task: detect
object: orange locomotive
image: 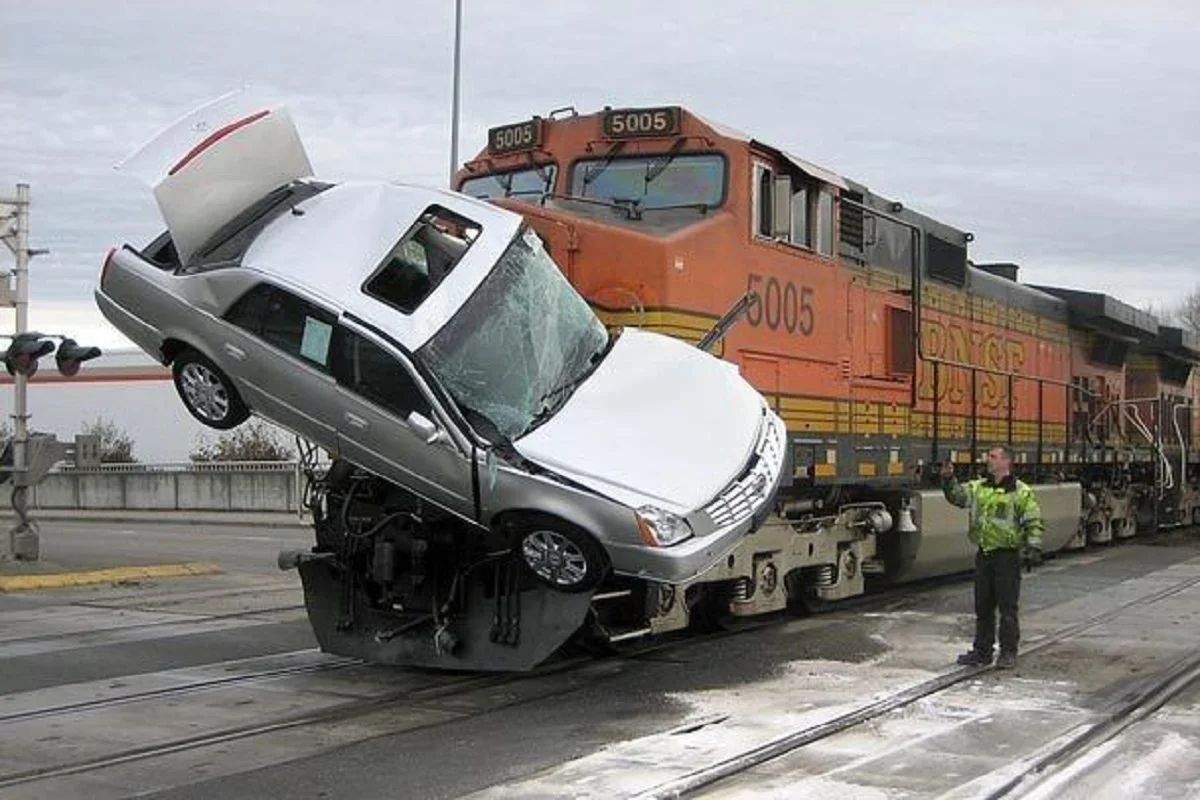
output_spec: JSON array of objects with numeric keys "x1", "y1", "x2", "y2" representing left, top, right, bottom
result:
[{"x1": 454, "y1": 105, "x2": 1198, "y2": 617}]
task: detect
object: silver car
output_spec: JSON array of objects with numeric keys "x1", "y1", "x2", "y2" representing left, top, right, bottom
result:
[{"x1": 96, "y1": 92, "x2": 787, "y2": 593}]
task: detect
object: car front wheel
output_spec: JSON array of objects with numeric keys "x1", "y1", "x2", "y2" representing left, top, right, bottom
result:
[
  {"x1": 172, "y1": 348, "x2": 250, "y2": 430},
  {"x1": 514, "y1": 518, "x2": 607, "y2": 594}
]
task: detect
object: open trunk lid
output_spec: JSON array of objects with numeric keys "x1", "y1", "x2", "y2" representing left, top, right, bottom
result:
[{"x1": 117, "y1": 89, "x2": 313, "y2": 266}]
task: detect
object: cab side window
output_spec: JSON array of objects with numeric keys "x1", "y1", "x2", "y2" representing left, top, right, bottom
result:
[
  {"x1": 333, "y1": 328, "x2": 432, "y2": 419},
  {"x1": 223, "y1": 283, "x2": 336, "y2": 369}
]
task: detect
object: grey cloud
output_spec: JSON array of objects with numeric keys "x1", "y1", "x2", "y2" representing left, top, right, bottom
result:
[{"x1": 2, "y1": 0, "x2": 1197, "y2": 342}]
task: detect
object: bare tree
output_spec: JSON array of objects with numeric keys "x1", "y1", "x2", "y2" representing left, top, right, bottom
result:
[
  {"x1": 1176, "y1": 285, "x2": 1200, "y2": 334},
  {"x1": 80, "y1": 417, "x2": 138, "y2": 463},
  {"x1": 190, "y1": 419, "x2": 295, "y2": 462}
]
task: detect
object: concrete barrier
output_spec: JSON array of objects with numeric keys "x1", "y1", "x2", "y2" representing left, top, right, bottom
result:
[
  {"x1": 229, "y1": 472, "x2": 294, "y2": 512},
  {"x1": 78, "y1": 474, "x2": 126, "y2": 510},
  {"x1": 124, "y1": 473, "x2": 178, "y2": 510},
  {"x1": 177, "y1": 472, "x2": 232, "y2": 511},
  {"x1": 4, "y1": 462, "x2": 302, "y2": 513}
]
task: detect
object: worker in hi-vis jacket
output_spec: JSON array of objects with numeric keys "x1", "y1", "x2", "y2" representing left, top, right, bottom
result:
[{"x1": 940, "y1": 444, "x2": 1044, "y2": 670}]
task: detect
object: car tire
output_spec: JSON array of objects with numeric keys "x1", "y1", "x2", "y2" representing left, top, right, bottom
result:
[
  {"x1": 172, "y1": 348, "x2": 250, "y2": 430},
  {"x1": 512, "y1": 517, "x2": 607, "y2": 594}
]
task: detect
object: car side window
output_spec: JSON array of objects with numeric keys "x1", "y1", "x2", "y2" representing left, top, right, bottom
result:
[
  {"x1": 333, "y1": 328, "x2": 432, "y2": 419},
  {"x1": 224, "y1": 284, "x2": 273, "y2": 335},
  {"x1": 224, "y1": 283, "x2": 336, "y2": 369}
]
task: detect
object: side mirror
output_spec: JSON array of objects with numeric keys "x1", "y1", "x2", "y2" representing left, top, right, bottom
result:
[{"x1": 407, "y1": 411, "x2": 451, "y2": 446}]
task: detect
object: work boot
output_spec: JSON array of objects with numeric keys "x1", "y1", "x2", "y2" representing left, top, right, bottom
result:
[
  {"x1": 995, "y1": 651, "x2": 1017, "y2": 670},
  {"x1": 956, "y1": 650, "x2": 993, "y2": 667}
]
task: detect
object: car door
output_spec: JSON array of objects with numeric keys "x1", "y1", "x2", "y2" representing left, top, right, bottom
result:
[
  {"x1": 330, "y1": 320, "x2": 477, "y2": 521},
  {"x1": 219, "y1": 282, "x2": 340, "y2": 450}
]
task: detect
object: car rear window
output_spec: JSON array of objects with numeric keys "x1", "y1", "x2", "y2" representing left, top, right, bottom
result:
[{"x1": 363, "y1": 206, "x2": 480, "y2": 314}]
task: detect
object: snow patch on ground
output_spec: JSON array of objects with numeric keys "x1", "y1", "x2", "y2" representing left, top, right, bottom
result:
[{"x1": 462, "y1": 658, "x2": 941, "y2": 799}]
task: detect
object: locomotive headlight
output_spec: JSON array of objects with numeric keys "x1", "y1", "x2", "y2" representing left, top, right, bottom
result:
[{"x1": 635, "y1": 506, "x2": 694, "y2": 547}]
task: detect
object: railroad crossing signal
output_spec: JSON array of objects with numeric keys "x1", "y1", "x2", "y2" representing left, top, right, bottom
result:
[
  {"x1": 1, "y1": 183, "x2": 103, "y2": 561},
  {"x1": 55, "y1": 338, "x2": 103, "y2": 377},
  {"x1": 2, "y1": 334, "x2": 101, "y2": 378},
  {"x1": 4, "y1": 333, "x2": 56, "y2": 377}
]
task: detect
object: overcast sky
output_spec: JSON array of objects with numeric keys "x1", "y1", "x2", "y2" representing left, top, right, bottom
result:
[{"x1": 2, "y1": 0, "x2": 1198, "y2": 350}]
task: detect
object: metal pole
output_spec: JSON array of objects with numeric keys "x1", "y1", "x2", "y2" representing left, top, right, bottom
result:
[
  {"x1": 13, "y1": 184, "x2": 29, "y2": 483},
  {"x1": 449, "y1": 0, "x2": 463, "y2": 187},
  {"x1": 2, "y1": 184, "x2": 31, "y2": 560}
]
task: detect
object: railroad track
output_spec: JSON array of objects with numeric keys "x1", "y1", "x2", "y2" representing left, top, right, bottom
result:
[
  {"x1": 979, "y1": 649, "x2": 1200, "y2": 798},
  {"x1": 0, "y1": 648, "x2": 352, "y2": 724},
  {"x1": 0, "y1": 613, "x2": 778, "y2": 793},
  {"x1": 630, "y1": 566, "x2": 1200, "y2": 800},
  {"x1": 3, "y1": 528, "x2": 1193, "y2": 795}
]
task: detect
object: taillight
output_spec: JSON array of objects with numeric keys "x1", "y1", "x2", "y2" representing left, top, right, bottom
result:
[{"x1": 100, "y1": 247, "x2": 116, "y2": 286}]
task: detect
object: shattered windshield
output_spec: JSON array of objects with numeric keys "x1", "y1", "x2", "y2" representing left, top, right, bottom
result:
[
  {"x1": 417, "y1": 226, "x2": 609, "y2": 440},
  {"x1": 569, "y1": 154, "x2": 724, "y2": 210},
  {"x1": 460, "y1": 166, "x2": 556, "y2": 203}
]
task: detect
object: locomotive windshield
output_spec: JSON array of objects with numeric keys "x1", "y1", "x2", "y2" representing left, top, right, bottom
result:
[
  {"x1": 569, "y1": 153, "x2": 725, "y2": 211},
  {"x1": 417, "y1": 225, "x2": 609, "y2": 440},
  {"x1": 460, "y1": 165, "x2": 556, "y2": 203}
]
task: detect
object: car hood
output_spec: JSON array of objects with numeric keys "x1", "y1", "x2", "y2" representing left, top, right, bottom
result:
[{"x1": 513, "y1": 328, "x2": 765, "y2": 515}]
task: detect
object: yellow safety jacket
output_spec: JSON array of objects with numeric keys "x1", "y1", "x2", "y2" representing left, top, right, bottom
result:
[{"x1": 942, "y1": 475, "x2": 1044, "y2": 553}]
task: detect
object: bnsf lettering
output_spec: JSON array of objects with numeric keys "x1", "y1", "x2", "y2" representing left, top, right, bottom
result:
[
  {"x1": 747, "y1": 273, "x2": 814, "y2": 336},
  {"x1": 918, "y1": 319, "x2": 1034, "y2": 410}
]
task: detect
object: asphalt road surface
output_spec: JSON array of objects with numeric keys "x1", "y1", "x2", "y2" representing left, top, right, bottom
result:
[
  {"x1": 0, "y1": 522, "x2": 1197, "y2": 799},
  {"x1": 35, "y1": 518, "x2": 315, "y2": 574}
]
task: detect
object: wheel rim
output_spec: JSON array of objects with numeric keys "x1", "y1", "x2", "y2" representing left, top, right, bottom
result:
[
  {"x1": 521, "y1": 530, "x2": 589, "y2": 588},
  {"x1": 180, "y1": 362, "x2": 231, "y2": 422}
]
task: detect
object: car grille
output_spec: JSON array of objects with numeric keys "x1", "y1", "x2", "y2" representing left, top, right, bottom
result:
[{"x1": 703, "y1": 412, "x2": 784, "y2": 529}]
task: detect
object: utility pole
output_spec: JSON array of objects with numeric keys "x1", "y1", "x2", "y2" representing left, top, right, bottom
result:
[
  {"x1": 449, "y1": 0, "x2": 463, "y2": 187},
  {"x1": 0, "y1": 185, "x2": 100, "y2": 561},
  {"x1": 1, "y1": 184, "x2": 32, "y2": 559}
]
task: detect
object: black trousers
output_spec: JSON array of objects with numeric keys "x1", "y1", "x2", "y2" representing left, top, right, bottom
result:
[{"x1": 973, "y1": 549, "x2": 1022, "y2": 655}]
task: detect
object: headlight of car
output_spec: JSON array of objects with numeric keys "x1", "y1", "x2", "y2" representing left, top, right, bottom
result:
[{"x1": 635, "y1": 506, "x2": 694, "y2": 547}]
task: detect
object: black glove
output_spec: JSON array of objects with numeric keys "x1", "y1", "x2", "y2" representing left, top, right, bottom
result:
[{"x1": 1022, "y1": 547, "x2": 1043, "y2": 572}]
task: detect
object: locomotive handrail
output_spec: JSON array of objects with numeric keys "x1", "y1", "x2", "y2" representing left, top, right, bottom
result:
[
  {"x1": 837, "y1": 195, "x2": 1107, "y2": 475},
  {"x1": 1172, "y1": 403, "x2": 1191, "y2": 495},
  {"x1": 835, "y1": 197, "x2": 1099, "y2": 396}
]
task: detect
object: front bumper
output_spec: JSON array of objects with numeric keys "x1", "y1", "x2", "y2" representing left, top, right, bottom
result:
[{"x1": 605, "y1": 409, "x2": 788, "y2": 584}]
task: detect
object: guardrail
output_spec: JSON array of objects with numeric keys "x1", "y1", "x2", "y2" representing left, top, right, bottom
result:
[
  {"x1": 56, "y1": 460, "x2": 303, "y2": 474},
  {"x1": 6, "y1": 461, "x2": 315, "y2": 513}
]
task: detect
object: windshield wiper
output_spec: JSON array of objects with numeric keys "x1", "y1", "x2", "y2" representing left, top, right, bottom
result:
[
  {"x1": 545, "y1": 193, "x2": 641, "y2": 220},
  {"x1": 644, "y1": 137, "x2": 688, "y2": 186},
  {"x1": 528, "y1": 156, "x2": 553, "y2": 192},
  {"x1": 639, "y1": 202, "x2": 711, "y2": 215},
  {"x1": 523, "y1": 332, "x2": 618, "y2": 436},
  {"x1": 580, "y1": 141, "x2": 626, "y2": 192},
  {"x1": 533, "y1": 360, "x2": 595, "y2": 416}
]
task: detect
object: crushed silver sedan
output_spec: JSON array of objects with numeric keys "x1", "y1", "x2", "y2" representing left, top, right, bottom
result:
[{"x1": 97, "y1": 92, "x2": 787, "y2": 669}]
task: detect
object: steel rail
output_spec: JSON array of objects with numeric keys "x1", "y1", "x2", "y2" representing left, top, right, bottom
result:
[
  {"x1": 631, "y1": 567, "x2": 1200, "y2": 799},
  {"x1": 0, "y1": 649, "x2": 350, "y2": 725}
]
